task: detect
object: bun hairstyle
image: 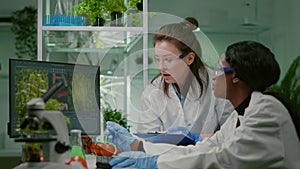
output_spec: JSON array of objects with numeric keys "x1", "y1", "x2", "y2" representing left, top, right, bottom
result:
[
  {"x1": 183, "y1": 17, "x2": 199, "y2": 30},
  {"x1": 225, "y1": 41, "x2": 280, "y2": 92},
  {"x1": 153, "y1": 17, "x2": 200, "y2": 57}
]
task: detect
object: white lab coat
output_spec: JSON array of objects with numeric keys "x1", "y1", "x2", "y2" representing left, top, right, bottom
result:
[
  {"x1": 143, "y1": 91, "x2": 300, "y2": 169},
  {"x1": 137, "y1": 71, "x2": 233, "y2": 134}
]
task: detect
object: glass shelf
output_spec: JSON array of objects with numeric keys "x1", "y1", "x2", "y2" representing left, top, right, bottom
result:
[
  {"x1": 46, "y1": 47, "x2": 127, "y2": 53},
  {"x1": 42, "y1": 26, "x2": 144, "y2": 32},
  {"x1": 44, "y1": 31, "x2": 142, "y2": 53}
]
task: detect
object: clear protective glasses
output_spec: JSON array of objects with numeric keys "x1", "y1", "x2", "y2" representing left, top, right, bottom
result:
[
  {"x1": 154, "y1": 53, "x2": 186, "y2": 69},
  {"x1": 213, "y1": 63, "x2": 234, "y2": 77}
]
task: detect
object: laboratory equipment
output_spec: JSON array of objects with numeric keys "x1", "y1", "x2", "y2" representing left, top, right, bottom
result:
[
  {"x1": 69, "y1": 129, "x2": 86, "y2": 159},
  {"x1": 68, "y1": 129, "x2": 88, "y2": 169},
  {"x1": 13, "y1": 81, "x2": 72, "y2": 169},
  {"x1": 8, "y1": 58, "x2": 101, "y2": 138}
]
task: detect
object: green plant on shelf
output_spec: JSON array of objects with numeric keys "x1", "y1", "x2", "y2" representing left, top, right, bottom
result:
[
  {"x1": 128, "y1": 0, "x2": 142, "y2": 11},
  {"x1": 103, "y1": 0, "x2": 127, "y2": 13},
  {"x1": 103, "y1": 0, "x2": 141, "y2": 14},
  {"x1": 104, "y1": 0, "x2": 141, "y2": 13},
  {"x1": 76, "y1": 0, "x2": 106, "y2": 23},
  {"x1": 75, "y1": 0, "x2": 141, "y2": 24}
]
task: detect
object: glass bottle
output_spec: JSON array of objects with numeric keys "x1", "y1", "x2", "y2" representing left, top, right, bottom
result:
[{"x1": 69, "y1": 129, "x2": 85, "y2": 160}]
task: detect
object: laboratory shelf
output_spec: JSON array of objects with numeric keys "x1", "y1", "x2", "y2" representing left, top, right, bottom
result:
[
  {"x1": 45, "y1": 32, "x2": 142, "y2": 53},
  {"x1": 46, "y1": 47, "x2": 127, "y2": 53},
  {"x1": 41, "y1": 26, "x2": 144, "y2": 32}
]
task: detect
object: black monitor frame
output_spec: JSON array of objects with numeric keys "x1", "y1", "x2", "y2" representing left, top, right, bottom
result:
[{"x1": 8, "y1": 58, "x2": 100, "y2": 138}]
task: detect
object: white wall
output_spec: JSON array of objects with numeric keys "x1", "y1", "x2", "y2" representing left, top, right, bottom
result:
[
  {"x1": 262, "y1": 0, "x2": 300, "y2": 81},
  {"x1": 0, "y1": 0, "x2": 37, "y2": 17},
  {"x1": 149, "y1": 0, "x2": 257, "y2": 25},
  {"x1": 0, "y1": 26, "x2": 22, "y2": 154},
  {"x1": 0, "y1": 0, "x2": 37, "y2": 155},
  {"x1": 149, "y1": 0, "x2": 300, "y2": 82}
]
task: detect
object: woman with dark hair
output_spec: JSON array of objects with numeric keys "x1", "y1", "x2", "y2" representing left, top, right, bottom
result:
[
  {"x1": 137, "y1": 18, "x2": 233, "y2": 135},
  {"x1": 106, "y1": 41, "x2": 300, "y2": 169}
]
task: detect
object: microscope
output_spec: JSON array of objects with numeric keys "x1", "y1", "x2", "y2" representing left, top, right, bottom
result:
[{"x1": 14, "y1": 81, "x2": 73, "y2": 169}]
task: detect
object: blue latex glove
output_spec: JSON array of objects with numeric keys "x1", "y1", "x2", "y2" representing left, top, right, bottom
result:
[
  {"x1": 109, "y1": 151, "x2": 158, "y2": 169},
  {"x1": 167, "y1": 126, "x2": 202, "y2": 143},
  {"x1": 104, "y1": 121, "x2": 137, "y2": 151}
]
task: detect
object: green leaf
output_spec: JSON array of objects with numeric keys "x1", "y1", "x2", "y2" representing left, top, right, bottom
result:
[{"x1": 103, "y1": 107, "x2": 129, "y2": 130}]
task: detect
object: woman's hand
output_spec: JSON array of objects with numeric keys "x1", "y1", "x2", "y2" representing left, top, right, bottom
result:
[
  {"x1": 104, "y1": 121, "x2": 137, "y2": 151},
  {"x1": 109, "y1": 151, "x2": 158, "y2": 169}
]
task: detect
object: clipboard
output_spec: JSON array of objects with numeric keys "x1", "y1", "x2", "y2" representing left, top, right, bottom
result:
[{"x1": 134, "y1": 133, "x2": 195, "y2": 146}]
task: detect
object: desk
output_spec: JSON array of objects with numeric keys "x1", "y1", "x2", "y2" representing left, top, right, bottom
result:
[
  {"x1": 0, "y1": 148, "x2": 21, "y2": 157},
  {"x1": 0, "y1": 149, "x2": 114, "y2": 169},
  {"x1": 86, "y1": 155, "x2": 97, "y2": 169}
]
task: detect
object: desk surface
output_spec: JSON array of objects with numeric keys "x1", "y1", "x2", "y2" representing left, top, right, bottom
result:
[
  {"x1": 86, "y1": 155, "x2": 97, "y2": 169},
  {"x1": 0, "y1": 148, "x2": 21, "y2": 157},
  {"x1": 0, "y1": 149, "x2": 117, "y2": 169}
]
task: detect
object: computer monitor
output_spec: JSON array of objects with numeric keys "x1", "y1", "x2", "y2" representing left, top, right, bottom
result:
[{"x1": 8, "y1": 58, "x2": 100, "y2": 138}]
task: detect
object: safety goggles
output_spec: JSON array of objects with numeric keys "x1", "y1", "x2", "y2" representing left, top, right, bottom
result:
[
  {"x1": 213, "y1": 63, "x2": 234, "y2": 77},
  {"x1": 154, "y1": 53, "x2": 186, "y2": 69}
]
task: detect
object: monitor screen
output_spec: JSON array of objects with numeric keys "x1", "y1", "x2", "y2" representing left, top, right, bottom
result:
[{"x1": 8, "y1": 58, "x2": 100, "y2": 138}]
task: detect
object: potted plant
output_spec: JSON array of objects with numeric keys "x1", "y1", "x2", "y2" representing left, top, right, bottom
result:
[
  {"x1": 103, "y1": 0, "x2": 127, "y2": 13},
  {"x1": 103, "y1": 107, "x2": 130, "y2": 130},
  {"x1": 75, "y1": 0, "x2": 141, "y2": 26},
  {"x1": 11, "y1": 6, "x2": 37, "y2": 60},
  {"x1": 103, "y1": 0, "x2": 141, "y2": 26},
  {"x1": 103, "y1": 0, "x2": 127, "y2": 26},
  {"x1": 76, "y1": 0, "x2": 106, "y2": 26},
  {"x1": 128, "y1": 0, "x2": 142, "y2": 11}
]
